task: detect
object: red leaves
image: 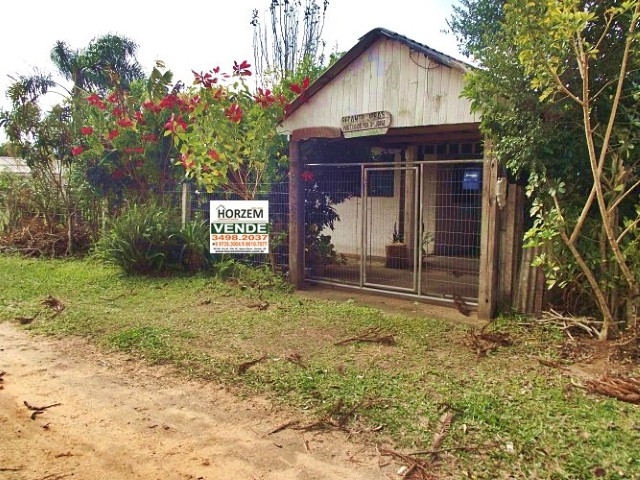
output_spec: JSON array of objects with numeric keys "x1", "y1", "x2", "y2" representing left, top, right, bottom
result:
[
  {"x1": 232, "y1": 60, "x2": 252, "y2": 77},
  {"x1": 181, "y1": 152, "x2": 194, "y2": 170},
  {"x1": 290, "y1": 76, "x2": 310, "y2": 95},
  {"x1": 142, "y1": 100, "x2": 162, "y2": 114},
  {"x1": 192, "y1": 69, "x2": 220, "y2": 88},
  {"x1": 134, "y1": 111, "x2": 146, "y2": 124},
  {"x1": 111, "y1": 169, "x2": 125, "y2": 180},
  {"x1": 254, "y1": 87, "x2": 276, "y2": 108},
  {"x1": 224, "y1": 103, "x2": 243, "y2": 123},
  {"x1": 87, "y1": 94, "x2": 106, "y2": 110},
  {"x1": 123, "y1": 147, "x2": 144, "y2": 154},
  {"x1": 116, "y1": 117, "x2": 134, "y2": 128},
  {"x1": 208, "y1": 149, "x2": 220, "y2": 161},
  {"x1": 71, "y1": 146, "x2": 85, "y2": 156},
  {"x1": 164, "y1": 113, "x2": 188, "y2": 133}
]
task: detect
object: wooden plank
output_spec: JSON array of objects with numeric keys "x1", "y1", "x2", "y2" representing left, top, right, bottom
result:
[
  {"x1": 497, "y1": 183, "x2": 519, "y2": 305},
  {"x1": 396, "y1": 42, "x2": 411, "y2": 127},
  {"x1": 367, "y1": 45, "x2": 380, "y2": 112},
  {"x1": 477, "y1": 141, "x2": 500, "y2": 319},
  {"x1": 413, "y1": 51, "x2": 428, "y2": 126}
]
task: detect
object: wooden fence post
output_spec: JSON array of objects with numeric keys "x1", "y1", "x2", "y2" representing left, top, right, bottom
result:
[
  {"x1": 288, "y1": 140, "x2": 304, "y2": 289},
  {"x1": 477, "y1": 142, "x2": 500, "y2": 320}
]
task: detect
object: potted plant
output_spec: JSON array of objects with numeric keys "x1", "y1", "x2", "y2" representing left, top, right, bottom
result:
[{"x1": 385, "y1": 223, "x2": 408, "y2": 269}]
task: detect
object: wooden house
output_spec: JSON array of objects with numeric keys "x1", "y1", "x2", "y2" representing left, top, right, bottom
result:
[{"x1": 279, "y1": 28, "x2": 534, "y2": 319}]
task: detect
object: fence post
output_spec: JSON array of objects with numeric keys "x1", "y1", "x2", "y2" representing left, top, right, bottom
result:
[
  {"x1": 181, "y1": 182, "x2": 191, "y2": 227},
  {"x1": 477, "y1": 141, "x2": 501, "y2": 320},
  {"x1": 289, "y1": 139, "x2": 304, "y2": 288}
]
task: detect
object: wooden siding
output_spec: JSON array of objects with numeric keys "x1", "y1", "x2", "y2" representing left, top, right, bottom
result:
[{"x1": 281, "y1": 38, "x2": 478, "y2": 133}]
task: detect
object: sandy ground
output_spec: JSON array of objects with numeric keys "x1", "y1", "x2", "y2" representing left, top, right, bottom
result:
[{"x1": 0, "y1": 322, "x2": 394, "y2": 480}]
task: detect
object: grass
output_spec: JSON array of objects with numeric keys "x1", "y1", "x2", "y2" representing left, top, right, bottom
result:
[{"x1": 1, "y1": 254, "x2": 639, "y2": 479}]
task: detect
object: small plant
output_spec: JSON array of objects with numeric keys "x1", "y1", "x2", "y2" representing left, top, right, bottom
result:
[
  {"x1": 176, "y1": 220, "x2": 212, "y2": 272},
  {"x1": 391, "y1": 222, "x2": 404, "y2": 244},
  {"x1": 306, "y1": 233, "x2": 346, "y2": 268}
]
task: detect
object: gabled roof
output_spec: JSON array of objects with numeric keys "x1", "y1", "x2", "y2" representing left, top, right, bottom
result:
[{"x1": 284, "y1": 27, "x2": 472, "y2": 119}]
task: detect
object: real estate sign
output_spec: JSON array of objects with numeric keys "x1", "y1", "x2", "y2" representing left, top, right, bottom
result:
[{"x1": 210, "y1": 200, "x2": 269, "y2": 254}]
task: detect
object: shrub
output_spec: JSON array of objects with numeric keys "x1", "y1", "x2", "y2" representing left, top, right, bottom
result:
[
  {"x1": 0, "y1": 172, "x2": 35, "y2": 234},
  {"x1": 174, "y1": 219, "x2": 214, "y2": 272},
  {"x1": 95, "y1": 203, "x2": 181, "y2": 275}
]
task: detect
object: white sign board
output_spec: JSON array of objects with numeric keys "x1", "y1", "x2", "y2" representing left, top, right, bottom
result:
[
  {"x1": 210, "y1": 200, "x2": 269, "y2": 254},
  {"x1": 341, "y1": 111, "x2": 391, "y2": 138}
]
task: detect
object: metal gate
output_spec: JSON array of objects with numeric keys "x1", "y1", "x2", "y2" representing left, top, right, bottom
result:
[
  {"x1": 304, "y1": 161, "x2": 481, "y2": 304},
  {"x1": 363, "y1": 164, "x2": 419, "y2": 292}
]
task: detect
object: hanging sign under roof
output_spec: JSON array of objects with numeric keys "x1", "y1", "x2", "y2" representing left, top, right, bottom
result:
[{"x1": 341, "y1": 111, "x2": 392, "y2": 138}]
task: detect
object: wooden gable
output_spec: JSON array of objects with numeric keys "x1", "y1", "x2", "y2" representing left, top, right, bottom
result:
[{"x1": 280, "y1": 28, "x2": 479, "y2": 134}]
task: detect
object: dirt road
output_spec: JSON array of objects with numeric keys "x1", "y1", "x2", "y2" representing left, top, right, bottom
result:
[{"x1": 0, "y1": 322, "x2": 391, "y2": 480}]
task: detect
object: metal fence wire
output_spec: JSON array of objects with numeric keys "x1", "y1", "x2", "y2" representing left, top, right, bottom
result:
[
  {"x1": 183, "y1": 180, "x2": 290, "y2": 273},
  {"x1": 303, "y1": 161, "x2": 482, "y2": 303}
]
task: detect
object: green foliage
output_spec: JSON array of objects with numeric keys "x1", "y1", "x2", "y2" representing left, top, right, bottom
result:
[
  {"x1": 94, "y1": 202, "x2": 181, "y2": 274},
  {"x1": 94, "y1": 202, "x2": 225, "y2": 275},
  {"x1": 450, "y1": 0, "x2": 640, "y2": 332},
  {"x1": 167, "y1": 63, "x2": 290, "y2": 197},
  {"x1": 175, "y1": 219, "x2": 217, "y2": 272},
  {"x1": 50, "y1": 34, "x2": 144, "y2": 96},
  {"x1": 0, "y1": 172, "x2": 34, "y2": 233},
  {"x1": 76, "y1": 71, "x2": 183, "y2": 202},
  {"x1": 108, "y1": 326, "x2": 175, "y2": 363}
]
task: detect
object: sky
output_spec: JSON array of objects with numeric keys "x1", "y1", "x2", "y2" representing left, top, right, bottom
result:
[{"x1": 0, "y1": 0, "x2": 461, "y2": 142}]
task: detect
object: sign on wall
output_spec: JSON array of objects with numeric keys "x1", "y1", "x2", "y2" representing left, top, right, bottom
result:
[
  {"x1": 341, "y1": 111, "x2": 391, "y2": 138},
  {"x1": 210, "y1": 200, "x2": 269, "y2": 254}
]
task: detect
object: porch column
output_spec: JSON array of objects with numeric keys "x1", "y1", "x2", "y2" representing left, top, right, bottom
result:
[
  {"x1": 287, "y1": 127, "x2": 343, "y2": 289},
  {"x1": 477, "y1": 140, "x2": 501, "y2": 319},
  {"x1": 288, "y1": 139, "x2": 304, "y2": 289}
]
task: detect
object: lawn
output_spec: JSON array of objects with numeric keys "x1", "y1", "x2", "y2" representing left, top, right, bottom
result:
[{"x1": 0, "y1": 254, "x2": 638, "y2": 479}]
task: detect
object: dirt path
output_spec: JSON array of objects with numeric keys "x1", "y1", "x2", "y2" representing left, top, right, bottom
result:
[{"x1": 0, "y1": 323, "x2": 391, "y2": 480}]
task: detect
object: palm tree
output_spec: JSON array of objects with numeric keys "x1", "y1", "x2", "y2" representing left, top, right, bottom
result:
[{"x1": 50, "y1": 34, "x2": 144, "y2": 97}]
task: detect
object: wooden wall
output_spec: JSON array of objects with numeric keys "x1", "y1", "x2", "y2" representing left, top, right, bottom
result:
[{"x1": 281, "y1": 38, "x2": 479, "y2": 132}]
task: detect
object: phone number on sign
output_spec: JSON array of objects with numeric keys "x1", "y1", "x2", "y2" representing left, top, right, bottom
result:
[{"x1": 211, "y1": 234, "x2": 269, "y2": 241}]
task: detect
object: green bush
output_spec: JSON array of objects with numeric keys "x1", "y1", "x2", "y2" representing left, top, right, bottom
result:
[
  {"x1": 174, "y1": 219, "x2": 213, "y2": 272},
  {"x1": 95, "y1": 203, "x2": 217, "y2": 275},
  {"x1": 95, "y1": 203, "x2": 181, "y2": 274},
  {"x1": 0, "y1": 172, "x2": 34, "y2": 234}
]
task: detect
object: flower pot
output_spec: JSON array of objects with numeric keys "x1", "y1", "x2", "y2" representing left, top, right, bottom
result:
[{"x1": 385, "y1": 243, "x2": 408, "y2": 269}]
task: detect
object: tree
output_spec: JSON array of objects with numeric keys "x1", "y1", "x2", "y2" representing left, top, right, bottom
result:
[
  {"x1": 449, "y1": 0, "x2": 640, "y2": 339},
  {"x1": 1, "y1": 34, "x2": 147, "y2": 254},
  {"x1": 50, "y1": 34, "x2": 144, "y2": 98},
  {"x1": 251, "y1": 0, "x2": 329, "y2": 85},
  {"x1": 0, "y1": 84, "x2": 79, "y2": 254},
  {"x1": 75, "y1": 62, "x2": 186, "y2": 202},
  {"x1": 165, "y1": 61, "x2": 294, "y2": 199}
]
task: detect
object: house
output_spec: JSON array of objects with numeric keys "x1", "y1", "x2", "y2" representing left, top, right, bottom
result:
[{"x1": 279, "y1": 28, "x2": 532, "y2": 319}]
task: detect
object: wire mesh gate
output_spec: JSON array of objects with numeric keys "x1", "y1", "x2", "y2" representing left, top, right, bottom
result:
[{"x1": 304, "y1": 160, "x2": 482, "y2": 304}]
